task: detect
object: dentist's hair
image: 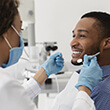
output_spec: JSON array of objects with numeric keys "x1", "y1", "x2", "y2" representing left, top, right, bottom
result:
[
  {"x1": 81, "y1": 11, "x2": 110, "y2": 39},
  {"x1": 0, "y1": 0, "x2": 19, "y2": 36}
]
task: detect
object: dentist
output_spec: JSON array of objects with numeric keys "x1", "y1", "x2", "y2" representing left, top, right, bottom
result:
[{"x1": 0, "y1": 0, "x2": 102, "y2": 110}]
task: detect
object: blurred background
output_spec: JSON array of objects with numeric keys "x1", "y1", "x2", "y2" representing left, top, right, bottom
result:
[{"x1": 4, "y1": 0, "x2": 110, "y2": 109}]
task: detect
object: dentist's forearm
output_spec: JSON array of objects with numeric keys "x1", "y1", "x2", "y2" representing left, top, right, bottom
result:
[{"x1": 33, "y1": 68, "x2": 48, "y2": 86}]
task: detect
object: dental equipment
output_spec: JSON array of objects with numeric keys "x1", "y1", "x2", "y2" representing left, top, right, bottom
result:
[
  {"x1": 77, "y1": 52, "x2": 100, "y2": 63},
  {"x1": 38, "y1": 42, "x2": 58, "y2": 65}
]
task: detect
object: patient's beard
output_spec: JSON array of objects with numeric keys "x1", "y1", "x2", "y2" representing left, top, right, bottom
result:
[{"x1": 71, "y1": 44, "x2": 100, "y2": 66}]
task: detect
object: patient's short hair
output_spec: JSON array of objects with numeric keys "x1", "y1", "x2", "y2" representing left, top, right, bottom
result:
[{"x1": 81, "y1": 11, "x2": 110, "y2": 39}]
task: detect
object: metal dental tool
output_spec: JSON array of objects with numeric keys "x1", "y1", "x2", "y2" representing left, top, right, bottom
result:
[{"x1": 77, "y1": 52, "x2": 100, "y2": 63}]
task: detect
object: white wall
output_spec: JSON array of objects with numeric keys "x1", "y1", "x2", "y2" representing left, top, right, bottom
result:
[
  {"x1": 19, "y1": 0, "x2": 35, "y2": 40},
  {"x1": 34, "y1": 0, "x2": 110, "y2": 61},
  {"x1": 19, "y1": 0, "x2": 35, "y2": 22}
]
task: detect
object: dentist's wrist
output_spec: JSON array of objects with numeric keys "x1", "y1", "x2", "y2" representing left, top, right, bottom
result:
[
  {"x1": 78, "y1": 86, "x2": 91, "y2": 96},
  {"x1": 33, "y1": 68, "x2": 48, "y2": 86}
]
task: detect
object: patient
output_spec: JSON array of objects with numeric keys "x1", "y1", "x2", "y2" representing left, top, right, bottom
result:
[{"x1": 51, "y1": 11, "x2": 110, "y2": 110}]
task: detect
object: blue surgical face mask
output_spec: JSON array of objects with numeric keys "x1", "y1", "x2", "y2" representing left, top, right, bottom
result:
[{"x1": 1, "y1": 25, "x2": 24, "y2": 68}]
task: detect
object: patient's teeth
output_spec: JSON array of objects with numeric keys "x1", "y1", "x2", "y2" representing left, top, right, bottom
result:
[{"x1": 73, "y1": 51, "x2": 81, "y2": 54}]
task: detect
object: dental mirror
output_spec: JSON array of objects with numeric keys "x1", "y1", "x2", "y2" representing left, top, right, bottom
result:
[{"x1": 77, "y1": 52, "x2": 100, "y2": 63}]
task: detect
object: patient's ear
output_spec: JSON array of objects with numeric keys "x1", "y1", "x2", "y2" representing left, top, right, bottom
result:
[{"x1": 102, "y1": 37, "x2": 110, "y2": 49}]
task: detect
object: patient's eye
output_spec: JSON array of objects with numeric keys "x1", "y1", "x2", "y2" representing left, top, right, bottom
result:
[{"x1": 79, "y1": 34, "x2": 86, "y2": 37}]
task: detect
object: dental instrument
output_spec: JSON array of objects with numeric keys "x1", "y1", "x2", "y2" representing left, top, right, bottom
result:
[{"x1": 77, "y1": 52, "x2": 100, "y2": 63}]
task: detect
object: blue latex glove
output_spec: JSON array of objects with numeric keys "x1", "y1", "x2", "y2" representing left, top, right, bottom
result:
[
  {"x1": 75, "y1": 54, "x2": 102, "y2": 91},
  {"x1": 39, "y1": 52, "x2": 64, "y2": 77}
]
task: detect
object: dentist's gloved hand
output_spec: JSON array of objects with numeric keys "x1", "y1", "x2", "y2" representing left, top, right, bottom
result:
[
  {"x1": 75, "y1": 54, "x2": 102, "y2": 91},
  {"x1": 39, "y1": 52, "x2": 64, "y2": 77}
]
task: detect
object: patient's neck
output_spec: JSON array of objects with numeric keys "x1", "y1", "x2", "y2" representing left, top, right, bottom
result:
[{"x1": 98, "y1": 50, "x2": 110, "y2": 66}]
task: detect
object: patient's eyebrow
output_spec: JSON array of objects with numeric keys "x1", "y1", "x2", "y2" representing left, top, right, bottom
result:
[
  {"x1": 78, "y1": 29, "x2": 89, "y2": 33},
  {"x1": 72, "y1": 29, "x2": 89, "y2": 33}
]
